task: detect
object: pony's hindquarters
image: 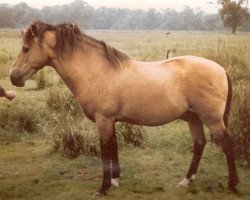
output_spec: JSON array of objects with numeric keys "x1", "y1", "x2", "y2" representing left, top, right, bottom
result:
[
  {"x1": 205, "y1": 73, "x2": 239, "y2": 192},
  {"x1": 176, "y1": 56, "x2": 238, "y2": 192}
]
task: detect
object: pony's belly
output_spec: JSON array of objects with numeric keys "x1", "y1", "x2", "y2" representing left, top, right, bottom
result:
[{"x1": 117, "y1": 103, "x2": 186, "y2": 126}]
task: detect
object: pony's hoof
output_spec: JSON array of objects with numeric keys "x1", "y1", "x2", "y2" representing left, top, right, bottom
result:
[
  {"x1": 177, "y1": 178, "x2": 190, "y2": 188},
  {"x1": 92, "y1": 192, "x2": 106, "y2": 197},
  {"x1": 228, "y1": 186, "x2": 239, "y2": 194},
  {"x1": 111, "y1": 178, "x2": 119, "y2": 187},
  {"x1": 228, "y1": 178, "x2": 239, "y2": 194},
  {"x1": 190, "y1": 174, "x2": 196, "y2": 181}
]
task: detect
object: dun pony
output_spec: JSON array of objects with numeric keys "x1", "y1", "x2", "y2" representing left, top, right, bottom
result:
[{"x1": 10, "y1": 21, "x2": 239, "y2": 196}]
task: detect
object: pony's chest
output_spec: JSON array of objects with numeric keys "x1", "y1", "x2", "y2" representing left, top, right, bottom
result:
[
  {"x1": 80, "y1": 102, "x2": 96, "y2": 121},
  {"x1": 79, "y1": 93, "x2": 119, "y2": 122}
]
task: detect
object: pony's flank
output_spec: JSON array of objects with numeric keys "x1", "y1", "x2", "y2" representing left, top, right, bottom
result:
[{"x1": 24, "y1": 21, "x2": 130, "y2": 69}]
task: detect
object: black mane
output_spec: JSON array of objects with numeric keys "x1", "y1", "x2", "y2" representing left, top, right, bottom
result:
[{"x1": 24, "y1": 21, "x2": 129, "y2": 68}]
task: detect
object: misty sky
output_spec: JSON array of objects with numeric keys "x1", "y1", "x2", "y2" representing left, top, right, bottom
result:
[{"x1": 0, "y1": 0, "x2": 219, "y2": 13}]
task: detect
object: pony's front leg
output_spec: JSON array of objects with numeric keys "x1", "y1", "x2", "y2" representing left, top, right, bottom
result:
[
  {"x1": 93, "y1": 115, "x2": 115, "y2": 197},
  {"x1": 111, "y1": 131, "x2": 121, "y2": 187}
]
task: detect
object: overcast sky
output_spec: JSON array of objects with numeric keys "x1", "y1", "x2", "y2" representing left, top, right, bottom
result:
[{"x1": 0, "y1": 0, "x2": 219, "y2": 13}]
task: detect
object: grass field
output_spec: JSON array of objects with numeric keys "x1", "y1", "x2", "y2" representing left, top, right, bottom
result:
[{"x1": 0, "y1": 30, "x2": 250, "y2": 200}]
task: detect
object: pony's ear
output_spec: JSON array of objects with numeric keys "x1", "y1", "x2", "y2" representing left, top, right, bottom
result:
[
  {"x1": 31, "y1": 24, "x2": 38, "y2": 37},
  {"x1": 19, "y1": 29, "x2": 26, "y2": 38}
]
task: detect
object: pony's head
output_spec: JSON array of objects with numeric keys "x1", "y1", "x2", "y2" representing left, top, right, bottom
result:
[
  {"x1": 10, "y1": 21, "x2": 82, "y2": 87},
  {"x1": 10, "y1": 22, "x2": 53, "y2": 87}
]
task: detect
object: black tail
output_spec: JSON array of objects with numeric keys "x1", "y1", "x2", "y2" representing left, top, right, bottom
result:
[{"x1": 224, "y1": 73, "x2": 232, "y2": 128}]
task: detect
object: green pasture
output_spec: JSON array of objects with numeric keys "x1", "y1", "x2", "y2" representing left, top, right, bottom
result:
[{"x1": 0, "y1": 30, "x2": 249, "y2": 200}]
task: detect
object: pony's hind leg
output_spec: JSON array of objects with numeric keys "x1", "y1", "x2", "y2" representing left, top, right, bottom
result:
[
  {"x1": 178, "y1": 112, "x2": 206, "y2": 188},
  {"x1": 207, "y1": 121, "x2": 239, "y2": 192}
]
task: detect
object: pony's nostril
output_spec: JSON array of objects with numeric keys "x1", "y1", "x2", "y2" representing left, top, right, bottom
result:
[
  {"x1": 10, "y1": 70, "x2": 24, "y2": 87},
  {"x1": 10, "y1": 74, "x2": 17, "y2": 85}
]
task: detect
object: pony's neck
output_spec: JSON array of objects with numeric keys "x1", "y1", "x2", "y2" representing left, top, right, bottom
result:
[{"x1": 50, "y1": 42, "x2": 112, "y2": 99}]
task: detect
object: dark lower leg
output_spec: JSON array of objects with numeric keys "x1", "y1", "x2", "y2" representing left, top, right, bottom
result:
[
  {"x1": 186, "y1": 140, "x2": 206, "y2": 179},
  {"x1": 111, "y1": 133, "x2": 121, "y2": 178},
  {"x1": 186, "y1": 114, "x2": 205, "y2": 179},
  {"x1": 98, "y1": 140, "x2": 112, "y2": 195},
  {"x1": 219, "y1": 133, "x2": 239, "y2": 191}
]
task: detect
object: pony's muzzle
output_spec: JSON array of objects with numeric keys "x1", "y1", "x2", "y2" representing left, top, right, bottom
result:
[{"x1": 10, "y1": 69, "x2": 25, "y2": 87}]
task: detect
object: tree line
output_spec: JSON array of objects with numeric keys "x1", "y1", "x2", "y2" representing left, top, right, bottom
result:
[{"x1": 0, "y1": 0, "x2": 249, "y2": 31}]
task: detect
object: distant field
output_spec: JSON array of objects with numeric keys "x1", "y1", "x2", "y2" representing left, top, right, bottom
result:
[{"x1": 0, "y1": 30, "x2": 249, "y2": 200}]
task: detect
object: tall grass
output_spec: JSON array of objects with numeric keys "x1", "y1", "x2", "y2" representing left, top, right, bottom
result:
[
  {"x1": 0, "y1": 53, "x2": 12, "y2": 79},
  {"x1": 229, "y1": 82, "x2": 250, "y2": 166},
  {"x1": 203, "y1": 48, "x2": 250, "y2": 82},
  {"x1": 46, "y1": 88, "x2": 82, "y2": 116},
  {"x1": 35, "y1": 70, "x2": 47, "y2": 90},
  {"x1": 202, "y1": 45, "x2": 250, "y2": 166},
  {"x1": 0, "y1": 54, "x2": 9, "y2": 65}
]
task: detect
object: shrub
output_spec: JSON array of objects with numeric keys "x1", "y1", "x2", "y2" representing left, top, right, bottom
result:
[
  {"x1": 50, "y1": 115, "x2": 99, "y2": 158},
  {"x1": 49, "y1": 112, "x2": 145, "y2": 158},
  {"x1": 0, "y1": 107, "x2": 10, "y2": 129},
  {"x1": 51, "y1": 121, "x2": 145, "y2": 158},
  {"x1": 54, "y1": 131, "x2": 100, "y2": 158},
  {"x1": 17, "y1": 112, "x2": 37, "y2": 133},
  {"x1": 0, "y1": 105, "x2": 38, "y2": 133},
  {"x1": 116, "y1": 122, "x2": 145, "y2": 148}
]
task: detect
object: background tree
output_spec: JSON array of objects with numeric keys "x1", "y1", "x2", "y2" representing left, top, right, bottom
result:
[
  {"x1": 0, "y1": 0, "x2": 250, "y2": 31},
  {"x1": 0, "y1": 4, "x2": 15, "y2": 28},
  {"x1": 218, "y1": 0, "x2": 249, "y2": 33},
  {"x1": 13, "y1": 3, "x2": 40, "y2": 28}
]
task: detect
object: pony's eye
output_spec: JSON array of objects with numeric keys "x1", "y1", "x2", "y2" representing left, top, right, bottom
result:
[{"x1": 22, "y1": 46, "x2": 29, "y2": 53}]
